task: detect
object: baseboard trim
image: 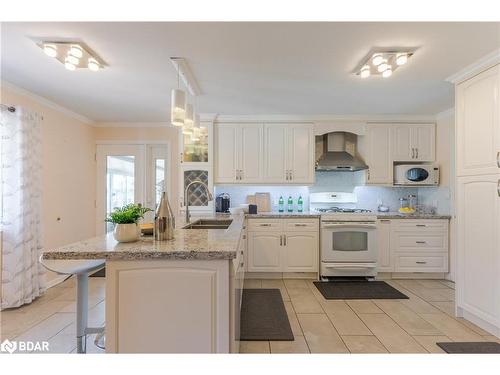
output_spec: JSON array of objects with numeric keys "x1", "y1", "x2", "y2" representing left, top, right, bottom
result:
[
  {"x1": 459, "y1": 308, "x2": 500, "y2": 338},
  {"x1": 245, "y1": 272, "x2": 318, "y2": 280}
]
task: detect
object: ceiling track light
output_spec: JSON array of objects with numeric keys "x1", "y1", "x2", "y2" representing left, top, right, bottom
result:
[
  {"x1": 36, "y1": 41, "x2": 105, "y2": 72},
  {"x1": 355, "y1": 49, "x2": 415, "y2": 78}
]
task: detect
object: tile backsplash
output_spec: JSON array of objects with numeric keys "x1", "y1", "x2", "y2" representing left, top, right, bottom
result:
[{"x1": 215, "y1": 171, "x2": 451, "y2": 214}]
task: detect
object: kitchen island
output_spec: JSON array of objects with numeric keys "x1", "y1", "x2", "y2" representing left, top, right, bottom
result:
[{"x1": 42, "y1": 214, "x2": 246, "y2": 353}]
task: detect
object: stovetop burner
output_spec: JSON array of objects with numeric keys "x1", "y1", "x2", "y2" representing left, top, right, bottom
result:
[{"x1": 317, "y1": 207, "x2": 372, "y2": 213}]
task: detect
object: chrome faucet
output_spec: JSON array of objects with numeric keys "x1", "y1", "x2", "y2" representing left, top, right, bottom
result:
[{"x1": 184, "y1": 180, "x2": 213, "y2": 223}]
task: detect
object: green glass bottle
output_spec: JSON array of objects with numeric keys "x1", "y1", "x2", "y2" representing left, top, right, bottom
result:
[
  {"x1": 297, "y1": 196, "x2": 303, "y2": 212},
  {"x1": 278, "y1": 196, "x2": 284, "y2": 213},
  {"x1": 287, "y1": 196, "x2": 293, "y2": 212}
]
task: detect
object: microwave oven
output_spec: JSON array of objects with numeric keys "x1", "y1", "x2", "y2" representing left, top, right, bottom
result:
[{"x1": 394, "y1": 164, "x2": 439, "y2": 186}]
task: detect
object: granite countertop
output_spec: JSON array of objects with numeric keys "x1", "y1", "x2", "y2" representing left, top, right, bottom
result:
[
  {"x1": 42, "y1": 213, "x2": 245, "y2": 261},
  {"x1": 246, "y1": 211, "x2": 321, "y2": 219},
  {"x1": 376, "y1": 212, "x2": 451, "y2": 219}
]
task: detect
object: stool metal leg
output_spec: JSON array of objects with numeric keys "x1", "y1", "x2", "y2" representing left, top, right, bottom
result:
[{"x1": 76, "y1": 273, "x2": 89, "y2": 354}]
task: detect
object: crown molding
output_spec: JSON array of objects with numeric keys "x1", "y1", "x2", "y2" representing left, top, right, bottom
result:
[
  {"x1": 1, "y1": 80, "x2": 95, "y2": 125},
  {"x1": 94, "y1": 122, "x2": 173, "y2": 128},
  {"x1": 446, "y1": 49, "x2": 500, "y2": 84},
  {"x1": 213, "y1": 113, "x2": 436, "y2": 123},
  {"x1": 435, "y1": 108, "x2": 454, "y2": 119}
]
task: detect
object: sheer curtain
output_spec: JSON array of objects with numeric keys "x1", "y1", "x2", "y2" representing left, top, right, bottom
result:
[{"x1": 1, "y1": 106, "x2": 46, "y2": 309}]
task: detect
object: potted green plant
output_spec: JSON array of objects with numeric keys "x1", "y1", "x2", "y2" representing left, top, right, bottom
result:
[{"x1": 105, "y1": 204, "x2": 152, "y2": 243}]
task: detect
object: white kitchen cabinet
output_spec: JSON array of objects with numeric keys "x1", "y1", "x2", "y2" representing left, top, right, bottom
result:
[
  {"x1": 376, "y1": 219, "x2": 393, "y2": 272},
  {"x1": 391, "y1": 123, "x2": 435, "y2": 162},
  {"x1": 286, "y1": 124, "x2": 315, "y2": 183},
  {"x1": 263, "y1": 124, "x2": 288, "y2": 182},
  {"x1": 391, "y1": 219, "x2": 449, "y2": 273},
  {"x1": 214, "y1": 123, "x2": 263, "y2": 183},
  {"x1": 456, "y1": 174, "x2": 500, "y2": 335},
  {"x1": 247, "y1": 218, "x2": 319, "y2": 273},
  {"x1": 366, "y1": 124, "x2": 393, "y2": 185},
  {"x1": 283, "y1": 231, "x2": 319, "y2": 272},
  {"x1": 247, "y1": 232, "x2": 282, "y2": 272},
  {"x1": 455, "y1": 64, "x2": 500, "y2": 338},
  {"x1": 456, "y1": 64, "x2": 500, "y2": 177}
]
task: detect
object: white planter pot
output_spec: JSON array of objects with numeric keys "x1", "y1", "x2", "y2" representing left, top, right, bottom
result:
[{"x1": 113, "y1": 223, "x2": 140, "y2": 243}]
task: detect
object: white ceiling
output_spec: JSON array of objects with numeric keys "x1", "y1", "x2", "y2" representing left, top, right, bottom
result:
[{"x1": 1, "y1": 22, "x2": 499, "y2": 122}]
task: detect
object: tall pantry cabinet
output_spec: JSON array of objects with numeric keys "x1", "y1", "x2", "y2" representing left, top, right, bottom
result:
[{"x1": 455, "y1": 63, "x2": 500, "y2": 337}]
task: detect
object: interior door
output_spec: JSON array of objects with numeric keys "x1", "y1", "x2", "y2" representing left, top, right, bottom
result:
[{"x1": 96, "y1": 145, "x2": 145, "y2": 235}]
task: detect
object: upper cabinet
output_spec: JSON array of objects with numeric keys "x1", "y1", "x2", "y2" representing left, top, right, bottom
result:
[
  {"x1": 456, "y1": 64, "x2": 500, "y2": 177},
  {"x1": 391, "y1": 123, "x2": 435, "y2": 162},
  {"x1": 365, "y1": 124, "x2": 393, "y2": 185},
  {"x1": 214, "y1": 123, "x2": 263, "y2": 184},
  {"x1": 215, "y1": 123, "x2": 314, "y2": 185}
]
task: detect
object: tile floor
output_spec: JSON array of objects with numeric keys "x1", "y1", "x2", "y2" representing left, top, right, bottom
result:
[{"x1": 1, "y1": 277, "x2": 498, "y2": 354}]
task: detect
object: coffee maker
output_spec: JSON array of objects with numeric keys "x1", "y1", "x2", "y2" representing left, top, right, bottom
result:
[{"x1": 215, "y1": 193, "x2": 230, "y2": 213}]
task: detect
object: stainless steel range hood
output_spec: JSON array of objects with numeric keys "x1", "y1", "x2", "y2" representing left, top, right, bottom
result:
[{"x1": 315, "y1": 132, "x2": 368, "y2": 172}]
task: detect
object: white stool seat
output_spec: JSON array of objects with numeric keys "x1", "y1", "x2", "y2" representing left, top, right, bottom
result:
[
  {"x1": 40, "y1": 259, "x2": 105, "y2": 275},
  {"x1": 39, "y1": 256, "x2": 105, "y2": 353}
]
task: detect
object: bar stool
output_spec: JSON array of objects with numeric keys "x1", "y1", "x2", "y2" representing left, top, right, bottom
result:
[{"x1": 40, "y1": 258, "x2": 105, "y2": 353}]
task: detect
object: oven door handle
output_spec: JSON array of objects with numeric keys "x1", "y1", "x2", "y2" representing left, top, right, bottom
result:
[
  {"x1": 324, "y1": 264, "x2": 377, "y2": 269},
  {"x1": 322, "y1": 224, "x2": 377, "y2": 229}
]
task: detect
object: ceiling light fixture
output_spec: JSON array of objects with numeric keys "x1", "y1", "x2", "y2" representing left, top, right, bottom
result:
[
  {"x1": 382, "y1": 67, "x2": 393, "y2": 78},
  {"x1": 36, "y1": 41, "x2": 105, "y2": 71},
  {"x1": 360, "y1": 65, "x2": 370, "y2": 78},
  {"x1": 354, "y1": 49, "x2": 415, "y2": 78},
  {"x1": 87, "y1": 58, "x2": 100, "y2": 72},
  {"x1": 371, "y1": 53, "x2": 383, "y2": 66},
  {"x1": 396, "y1": 53, "x2": 408, "y2": 66},
  {"x1": 43, "y1": 43, "x2": 57, "y2": 57}
]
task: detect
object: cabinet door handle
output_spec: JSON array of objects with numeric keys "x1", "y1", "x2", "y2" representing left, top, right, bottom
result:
[
  {"x1": 259, "y1": 223, "x2": 271, "y2": 227},
  {"x1": 416, "y1": 148, "x2": 419, "y2": 159},
  {"x1": 497, "y1": 179, "x2": 500, "y2": 197},
  {"x1": 380, "y1": 219, "x2": 391, "y2": 223},
  {"x1": 283, "y1": 235, "x2": 286, "y2": 246},
  {"x1": 289, "y1": 171, "x2": 293, "y2": 181},
  {"x1": 295, "y1": 223, "x2": 307, "y2": 227},
  {"x1": 416, "y1": 261, "x2": 427, "y2": 264},
  {"x1": 497, "y1": 151, "x2": 500, "y2": 168},
  {"x1": 240, "y1": 170, "x2": 244, "y2": 180},
  {"x1": 415, "y1": 241, "x2": 427, "y2": 244},
  {"x1": 280, "y1": 235, "x2": 283, "y2": 246},
  {"x1": 411, "y1": 148, "x2": 415, "y2": 159},
  {"x1": 416, "y1": 224, "x2": 426, "y2": 227}
]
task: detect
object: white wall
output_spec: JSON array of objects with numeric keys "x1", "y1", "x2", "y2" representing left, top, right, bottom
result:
[{"x1": 1, "y1": 85, "x2": 97, "y2": 285}]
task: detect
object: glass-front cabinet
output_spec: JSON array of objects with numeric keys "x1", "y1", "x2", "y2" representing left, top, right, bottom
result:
[{"x1": 179, "y1": 118, "x2": 214, "y2": 215}]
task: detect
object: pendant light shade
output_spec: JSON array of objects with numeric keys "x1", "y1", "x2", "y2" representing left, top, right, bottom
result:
[
  {"x1": 193, "y1": 113, "x2": 201, "y2": 129},
  {"x1": 171, "y1": 88, "x2": 186, "y2": 127},
  {"x1": 184, "y1": 103, "x2": 194, "y2": 126}
]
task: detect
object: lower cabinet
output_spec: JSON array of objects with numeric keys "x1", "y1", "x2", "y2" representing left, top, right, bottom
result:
[
  {"x1": 376, "y1": 218, "x2": 449, "y2": 274},
  {"x1": 247, "y1": 218, "x2": 319, "y2": 273}
]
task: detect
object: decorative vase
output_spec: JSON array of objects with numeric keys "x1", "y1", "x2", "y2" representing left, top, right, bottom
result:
[
  {"x1": 113, "y1": 223, "x2": 140, "y2": 243},
  {"x1": 154, "y1": 191, "x2": 175, "y2": 241}
]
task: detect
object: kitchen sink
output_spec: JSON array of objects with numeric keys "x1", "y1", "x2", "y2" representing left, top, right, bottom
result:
[{"x1": 182, "y1": 219, "x2": 233, "y2": 230}]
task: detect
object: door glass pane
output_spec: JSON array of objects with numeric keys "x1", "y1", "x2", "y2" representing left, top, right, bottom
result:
[
  {"x1": 106, "y1": 155, "x2": 135, "y2": 232},
  {"x1": 155, "y1": 158, "x2": 165, "y2": 207},
  {"x1": 332, "y1": 231, "x2": 367, "y2": 252}
]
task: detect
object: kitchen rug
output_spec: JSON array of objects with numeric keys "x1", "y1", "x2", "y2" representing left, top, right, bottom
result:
[
  {"x1": 313, "y1": 280, "x2": 409, "y2": 300},
  {"x1": 240, "y1": 289, "x2": 294, "y2": 341},
  {"x1": 436, "y1": 342, "x2": 500, "y2": 354}
]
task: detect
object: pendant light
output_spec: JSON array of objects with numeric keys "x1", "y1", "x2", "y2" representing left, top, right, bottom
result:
[
  {"x1": 183, "y1": 103, "x2": 194, "y2": 134},
  {"x1": 171, "y1": 62, "x2": 186, "y2": 127}
]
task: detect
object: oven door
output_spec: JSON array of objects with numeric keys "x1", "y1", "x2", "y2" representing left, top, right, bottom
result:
[{"x1": 321, "y1": 222, "x2": 377, "y2": 263}]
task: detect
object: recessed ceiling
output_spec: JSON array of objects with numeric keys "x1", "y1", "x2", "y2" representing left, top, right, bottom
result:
[{"x1": 1, "y1": 22, "x2": 499, "y2": 122}]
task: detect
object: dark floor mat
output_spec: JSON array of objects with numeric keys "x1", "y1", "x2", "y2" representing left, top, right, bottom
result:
[
  {"x1": 314, "y1": 280, "x2": 409, "y2": 300},
  {"x1": 437, "y1": 342, "x2": 500, "y2": 353},
  {"x1": 240, "y1": 289, "x2": 294, "y2": 341}
]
